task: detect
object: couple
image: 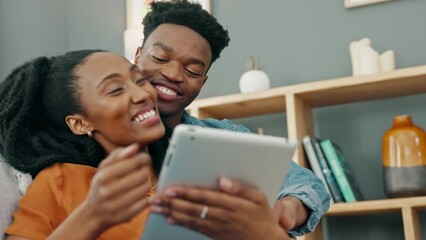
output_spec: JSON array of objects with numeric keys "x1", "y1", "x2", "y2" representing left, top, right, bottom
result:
[{"x1": 0, "y1": 1, "x2": 329, "y2": 239}]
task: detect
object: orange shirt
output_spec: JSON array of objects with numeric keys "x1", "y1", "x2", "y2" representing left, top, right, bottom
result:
[{"x1": 6, "y1": 163, "x2": 154, "y2": 240}]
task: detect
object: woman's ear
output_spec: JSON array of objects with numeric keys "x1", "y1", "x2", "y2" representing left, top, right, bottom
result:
[{"x1": 65, "y1": 114, "x2": 93, "y2": 136}]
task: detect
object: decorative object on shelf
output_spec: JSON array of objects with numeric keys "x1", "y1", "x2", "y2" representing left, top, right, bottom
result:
[
  {"x1": 382, "y1": 114, "x2": 426, "y2": 198},
  {"x1": 239, "y1": 56, "x2": 270, "y2": 93},
  {"x1": 345, "y1": 0, "x2": 391, "y2": 9},
  {"x1": 349, "y1": 38, "x2": 395, "y2": 76}
]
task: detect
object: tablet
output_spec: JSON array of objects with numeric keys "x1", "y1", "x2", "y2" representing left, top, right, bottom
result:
[{"x1": 142, "y1": 125, "x2": 297, "y2": 240}]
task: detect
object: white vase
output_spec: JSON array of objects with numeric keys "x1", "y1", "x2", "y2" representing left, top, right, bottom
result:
[{"x1": 239, "y1": 70, "x2": 270, "y2": 93}]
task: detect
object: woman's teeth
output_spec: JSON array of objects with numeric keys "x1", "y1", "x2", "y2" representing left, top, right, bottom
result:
[{"x1": 134, "y1": 109, "x2": 156, "y2": 122}]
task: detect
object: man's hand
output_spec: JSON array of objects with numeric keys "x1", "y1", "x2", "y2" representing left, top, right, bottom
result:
[
  {"x1": 273, "y1": 196, "x2": 310, "y2": 232},
  {"x1": 150, "y1": 177, "x2": 290, "y2": 240}
]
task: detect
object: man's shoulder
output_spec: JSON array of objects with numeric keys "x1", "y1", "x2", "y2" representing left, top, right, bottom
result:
[{"x1": 182, "y1": 112, "x2": 251, "y2": 133}]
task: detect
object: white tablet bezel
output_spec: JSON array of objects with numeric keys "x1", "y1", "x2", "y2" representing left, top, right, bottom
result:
[{"x1": 142, "y1": 125, "x2": 297, "y2": 240}]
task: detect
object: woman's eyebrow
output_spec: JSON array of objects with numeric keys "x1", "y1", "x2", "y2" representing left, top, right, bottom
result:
[
  {"x1": 96, "y1": 73, "x2": 121, "y2": 89},
  {"x1": 97, "y1": 65, "x2": 141, "y2": 89}
]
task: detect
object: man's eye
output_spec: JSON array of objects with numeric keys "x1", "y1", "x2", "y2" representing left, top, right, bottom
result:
[
  {"x1": 185, "y1": 68, "x2": 202, "y2": 77},
  {"x1": 152, "y1": 55, "x2": 168, "y2": 63},
  {"x1": 135, "y1": 78, "x2": 146, "y2": 85}
]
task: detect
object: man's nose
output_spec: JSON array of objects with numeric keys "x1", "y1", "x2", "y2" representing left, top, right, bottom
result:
[{"x1": 161, "y1": 61, "x2": 184, "y2": 82}]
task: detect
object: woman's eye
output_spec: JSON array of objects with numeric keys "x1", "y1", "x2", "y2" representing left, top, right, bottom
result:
[
  {"x1": 107, "y1": 87, "x2": 124, "y2": 95},
  {"x1": 152, "y1": 55, "x2": 168, "y2": 63}
]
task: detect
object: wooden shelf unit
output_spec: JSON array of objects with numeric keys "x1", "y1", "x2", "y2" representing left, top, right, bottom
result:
[
  {"x1": 187, "y1": 65, "x2": 426, "y2": 240},
  {"x1": 327, "y1": 196, "x2": 426, "y2": 240}
]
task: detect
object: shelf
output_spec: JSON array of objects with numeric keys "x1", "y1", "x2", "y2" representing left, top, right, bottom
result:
[
  {"x1": 291, "y1": 65, "x2": 426, "y2": 108},
  {"x1": 188, "y1": 65, "x2": 426, "y2": 240},
  {"x1": 187, "y1": 88, "x2": 288, "y2": 119},
  {"x1": 188, "y1": 65, "x2": 426, "y2": 119},
  {"x1": 327, "y1": 196, "x2": 426, "y2": 216}
]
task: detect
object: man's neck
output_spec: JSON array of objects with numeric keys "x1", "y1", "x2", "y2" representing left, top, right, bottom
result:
[{"x1": 162, "y1": 111, "x2": 184, "y2": 130}]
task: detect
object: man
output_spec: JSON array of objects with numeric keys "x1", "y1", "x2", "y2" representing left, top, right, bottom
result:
[{"x1": 135, "y1": 1, "x2": 330, "y2": 238}]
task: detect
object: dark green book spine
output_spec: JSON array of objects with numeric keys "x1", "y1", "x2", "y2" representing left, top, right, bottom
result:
[
  {"x1": 311, "y1": 137, "x2": 344, "y2": 203},
  {"x1": 321, "y1": 140, "x2": 359, "y2": 203}
]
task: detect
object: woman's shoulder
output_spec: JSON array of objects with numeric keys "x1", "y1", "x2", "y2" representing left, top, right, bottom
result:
[
  {"x1": 36, "y1": 163, "x2": 96, "y2": 179},
  {"x1": 33, "y1": 163, "x2": 97, "y2": 193}
]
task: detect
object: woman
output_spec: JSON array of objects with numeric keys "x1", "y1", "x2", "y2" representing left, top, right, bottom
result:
[
  {"x1": 0, "y1": 50, "x2": 165, "y2": 239},
  {"x1": 0, "y1": 50, "x2": 289, "y2": 240}
]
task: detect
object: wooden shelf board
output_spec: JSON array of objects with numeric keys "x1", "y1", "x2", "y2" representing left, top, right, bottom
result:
[
  {"x1": 327, "y1": 196, "x2": 426, "y2": 216},
  {"x1": 293, "y1": 66, "x2": 426, "y2": 107},
  {"x1": 189, "y1": 66, "x2": 426, "y2": 118},
  {"x1": 187, "y1": 90, "x2": 287, "y2": 119}
]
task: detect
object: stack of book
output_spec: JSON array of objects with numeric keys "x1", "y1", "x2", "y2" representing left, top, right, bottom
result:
[{"x1": 302, "y1": 136, "x2": 363, "y2": 204}]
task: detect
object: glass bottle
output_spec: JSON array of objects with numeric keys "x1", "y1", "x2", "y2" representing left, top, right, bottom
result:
[{"x1": 382, "y1": 115, "x2": 426, "y2": 198}]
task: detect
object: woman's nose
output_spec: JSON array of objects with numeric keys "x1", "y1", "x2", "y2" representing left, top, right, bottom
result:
[
  {"x1": 130, "y1": 85, "x2": 151, "y2": 104},
  {"x1": 161, "y1": 61, "x2": 184, "y2": 82}
]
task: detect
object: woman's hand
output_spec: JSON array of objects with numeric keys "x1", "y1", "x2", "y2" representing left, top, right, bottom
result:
[
  {"x1": 81, "y1": 143, "x2": 153, "y2": 234},
  {"x1": 150, "y1": 177, "x2": 290, "y2": 240},
  {"x1": 45, "y1": 144, "x2": 153, "y2": 240}
]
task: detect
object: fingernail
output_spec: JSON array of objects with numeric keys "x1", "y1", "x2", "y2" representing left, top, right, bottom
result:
[
  {"x1": 167, "y1": 217, "x2": 176, "y2": 224},
  {"x1": 150, "y1": 197, "x2": 161, "y2": 205},
  {"x1": 220, "y1": 177, "x2": 233, "y2": 190},
  {"x1": 165, "y1": 189, "x2": 177, "y2": 197},
  {"x1": 150, "y1": 205, "x2": 163, "y2": 213}
]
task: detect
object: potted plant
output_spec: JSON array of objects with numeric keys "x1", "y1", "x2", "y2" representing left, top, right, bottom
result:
[{"x1": 239, "y1": 56, "x2": 270, "y2": 93}]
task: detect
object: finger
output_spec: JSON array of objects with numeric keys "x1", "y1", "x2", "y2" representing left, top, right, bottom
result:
[
  {"x1": 219, "y1": 177, "x2": 267, "y2": 205},
  {"x1": 98, "y1": 166, "x2": 153, "y2": 201},
  {"x1": 158, "y1": 186, "x2": 248, "y2": 211},
  {"x1": 105, "y1": 177, "x2": 152, "y2": 215},
  {"x1": 272, "y1": 201, "x2": 283, "y2": 223},
  {"x1": 112, "y1": 196, "x2": 150, "y2": 224},
  {"x1": 98, "y1": 143, "x2": 140, "y2": 169},
  {"x1": 94, "y1": 152, "x2": 151, "y2": 186},
  {"x1": 154, "y1": 198, "x2": 226, "y2": 234}
]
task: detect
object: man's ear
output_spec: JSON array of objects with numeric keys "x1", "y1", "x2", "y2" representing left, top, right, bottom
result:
[
  {"x1": 203, "y1": 75, "x2": 208, "y2": 85},
  {"x1": 65, "y1": 114, "x2": 93, "y2": 136},
  {"x1": 134, "y1": 47, "x2": 142, "y2": 66}
]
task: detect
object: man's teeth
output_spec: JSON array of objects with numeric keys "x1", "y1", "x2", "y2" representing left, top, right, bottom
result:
[
  {"x1": 134, "y1": 109, "x2": 156, "y2": 122},
  {"x1": 156, "y1": 86, "x2": 177, "y2": 96}
]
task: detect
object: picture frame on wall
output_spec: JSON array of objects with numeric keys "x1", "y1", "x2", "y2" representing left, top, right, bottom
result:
[
  {"x1": 126, "y1": 0, "x2": 211, "y2": 29},
  {"x1": 345, "y1": 0, "x2": 391, "y2": 8},
  {"x1": 124, "y1": 0, "x2": 211, "y2": 62}
]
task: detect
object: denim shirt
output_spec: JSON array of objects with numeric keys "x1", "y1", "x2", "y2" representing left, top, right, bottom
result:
[{"x1": 182, "y1": 111, "x2": 330, "y2": 237}]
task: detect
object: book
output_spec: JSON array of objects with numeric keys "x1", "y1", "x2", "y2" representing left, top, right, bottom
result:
[
  {"x1": 310, "y1": 137, "x2": 344, "y2": 203},
  {"x1": 320, "y1": 139, "x2": 363, "y2": 203},
  {"x1": 302, "y1": 136, "x2": 334, "y2": 204}
]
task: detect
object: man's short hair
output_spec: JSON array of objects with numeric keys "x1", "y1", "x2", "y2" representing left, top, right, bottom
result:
[{"x1": 142, "y1": 0, "x2": 230, "y2": 64}]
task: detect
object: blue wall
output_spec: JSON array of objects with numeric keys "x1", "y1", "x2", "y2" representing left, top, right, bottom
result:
[
  {"x1": 0, "y1": 0, "x2": 125, "y2": 81},
  {"x1": 1, "y1": 1, "x2": 425, "y2": 239}
]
